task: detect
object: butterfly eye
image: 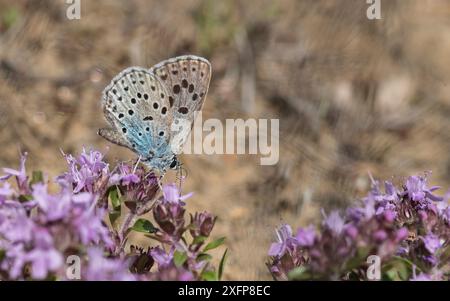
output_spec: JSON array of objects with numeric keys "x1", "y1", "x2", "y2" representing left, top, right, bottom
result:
[{"x1": 169, "y1": 157, "x2": 178, "y2": 169}]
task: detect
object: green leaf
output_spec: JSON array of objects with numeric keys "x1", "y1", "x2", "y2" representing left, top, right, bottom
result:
[
  {"x1": 197, "y1": 253, "x2": 213, "y2": 262},
  {"x1": 218, "y1": 248, "x2": 228, "y2": 281},
  {"x1": 439, "y1": 245, "x2": 450, "y2": 266},
  {"x1": 2, "y1": 7, "x2": 19, "y2": 29},
  {"x1": 203, "y1": 237, "x2": 226, "y2": 252},
  {"x1": 107, "y1": 186, "x2": 121, "y2": 226},
  {"x1": 384, "y1": 269, "x2": 401, "y2": 281},
  {"x1": 108, "y1": 186, "x2": 121, "y2": 209},
  {"x1": 44, "y1": 274, "x2": 58, "y2": 281},
  {"x1": 391, "y1": 256, "x2": 415, "y2": 268},
  {"x1": 382, "y1": 256, "x2": 414, "y2": 281},
  {"x1": 18, "y1": 195, "x2": 33, "y2": 203},
  {"x1": 31, "y1": 171, "x2": 44, "y2": 185},
  {"x1": 344, "y1": 246, "x2": 371, "y2": 271},
  {"x1": 131, "y1": 219, "x2": 157, "y2": 234},
  {"x1": 287, "y1": 266, "x2": 310, "y2": 280},
  {"x1": 173, "y1": 251, "x2": 188, "y2": 267},
  {"x1": 201, "y1": 270, "x2": 217, "y2": 281},
  {"x1": 193, "y1": 235, "x2": 207, "y2": 245},
  {"x1": 109, "y1": 210, "x2": 121, "y2": 226}
]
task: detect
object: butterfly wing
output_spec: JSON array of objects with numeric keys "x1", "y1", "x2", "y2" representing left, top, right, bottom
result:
[
  {"x1": 100, "y1": 67, "x2": 173, "y2": 162},
  {"x1": 149, "y1": 55, "x2": 212, "y2": 154}
]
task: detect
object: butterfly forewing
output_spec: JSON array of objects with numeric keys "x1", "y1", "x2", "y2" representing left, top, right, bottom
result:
[{"x1": 100, "y1": 67, "x2": 173, "y2": 157}]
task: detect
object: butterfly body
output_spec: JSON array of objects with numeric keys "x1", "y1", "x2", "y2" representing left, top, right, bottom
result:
[{"x1": 99, "y1": 55, "x2": 211, "y2": 173}]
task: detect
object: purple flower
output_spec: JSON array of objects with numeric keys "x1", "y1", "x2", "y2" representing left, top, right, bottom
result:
[
  {"x1": 365, "y1": 174, "x2": 399, "y2": 204},
  {"x1": 59, "y1": 148, "x2": 110, "y2": 193},
  {"x1": 372, "y1": 230, "x2": 387, "y2": 242},
  {"x1": 268, "y1": 224, "x2": 296, "y2": 257},
  {"x1": 0, "y1": 201, "x2": 35, "y2": 279},
  {"x1": 348, "y1": 199, "x2": 377, "y2": 223},
  {"x1": 0, "y1": 153, "x2": 29, "y2": 193},
  {"x1": 410, "y1": 272, "x2": 432, "y2": 281},
  {"x1": 422, "y1": 233, "x2": 442, "y2": 254},
  {"x1": 0, "y1": 201, "x2": 34, "y2": 242},
  {"x1": 150, "y1": 246, "x2": 174, "y2": 268},
  {"x1": 153, "y1": 200, "x2": 186, "y2": 238},
  {"x1": 383, "y1": 209, "x2": 396, "y2": 222},
  {"x1": 406, "y1": 176, "x2": 443, "y2": 203},
  {"x1": 397, "y1": 246, "x2": 409, "y2": 256},
  {"x1": 149, "y1": 265, "x2": 195, "y2": 281},
  {"x1": 72, "y1": 206, "x2": 114, "y2": 248},
  {"x1": 26, "y1": 248, "x2": 62, "y2": 279},
  {"x1": 120, "y1": 174, "x2": 140, "y2": 186},
  {"x1": 366, "y1": 174, "x2": 382, "y2": 200},
  {"x1": 162, "y1": 184, "x2": 193, "y2": 205},
  {"x1": 190, "y1": 211, "x2": 216, "y2": 238},
  {"x1": 2, "y1": 243, "x2": 28, "y2": 279},
  {"x1": 33, "y1": 183, "x2": 71, "y2": 222},
  {"x1": 384, "y1": 181, "x2": 399, "y2": 202},
  {"x1": 295, "y1": 226, "x2": 315, "y2": 247},
  {"x1": 0, "y1": 219, "x2": 63, "y2": 279},
  {"x1": 410, "y1": 266, "x2": 443, "y2": 281},
  {"x1": 0, "y1": 182, "x2": 14, "y2": 203},
  {"x1": 406, "y1": 176, "x2": 426, "y2": 201},
  {"x1": 0, "y1": 149, "x2": 223, "y2": 281},
  {"x1": 345, "y1": 225, "x2": 358, "y2": 239},
  {"x1": 110, "y1": 165, "x2": 159, "y2": 214},
  {"x1": 25, "y1": 228, "x2": 63, "y2": 279},
  {"x1": 109, "y1": 163, "x2": 140, "y2": 186},
  {"x1": 322, "y1": 210, "x2": 345, "y2": 235},
  {"x1": 268, "y1": 173, "x2": 450, "y2": 281},
  {"x1": 84, "y1": 248, "x2": 135, "y2": 281},
  {"x1": 436, "y1": 200, "x2": 450, "y2": 222},
  {"x1": 30, "y1": 179, "x2": 113, "y2": 249},
  {"x1": 441, "y1": 207, "x2": 450, "y2": 222},
  {"x1": 395, "y1": 227, "x2": 408, "y2": 242}
]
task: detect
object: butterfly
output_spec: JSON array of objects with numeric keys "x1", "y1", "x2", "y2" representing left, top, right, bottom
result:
[{"x1": 98, "y1": 55, "x2": 211, "y2": 174}]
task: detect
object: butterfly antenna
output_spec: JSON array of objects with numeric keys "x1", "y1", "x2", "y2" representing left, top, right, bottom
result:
[
  {"x1": 177, "y1": 165, "x2": 182, "y2": 192},
  {"x1": 157, "y1": 173, "x2": 165, "y2": 191},
  {"x1": 180, "y1": 165, "x2": 188, "y2": 181}
]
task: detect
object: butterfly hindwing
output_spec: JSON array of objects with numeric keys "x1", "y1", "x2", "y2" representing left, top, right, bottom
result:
[
  {"x1": 149, "y1": 55, "x2": 211, "y2": 155},
  {"x1": 150, "y1": 55, "x2": 211, "y2": 125}
]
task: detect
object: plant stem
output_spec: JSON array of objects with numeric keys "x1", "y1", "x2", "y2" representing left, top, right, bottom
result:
[{"x1": 116, "y1": 211, "x2": 136, "y2": 255}]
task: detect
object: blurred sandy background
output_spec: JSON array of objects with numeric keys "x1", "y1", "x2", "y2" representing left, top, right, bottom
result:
[{"x1": 0, "y1": 0, "x2": 450, "y2": 280}]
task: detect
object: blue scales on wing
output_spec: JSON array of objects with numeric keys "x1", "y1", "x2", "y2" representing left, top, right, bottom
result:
[{"x1": 99, "y1": 67, "x2": 175, "y2": 171}]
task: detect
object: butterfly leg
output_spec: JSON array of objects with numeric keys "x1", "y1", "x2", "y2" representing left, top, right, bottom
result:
[
  {"x1": 133, "y1": 156, "x2": 142, "y2": 174},
  {"x1": 156, "y1": 173, "x2": 165, "y2": 191},
  {"x1": 175, "y1": 163, "x2": 188, "y2": 195}
]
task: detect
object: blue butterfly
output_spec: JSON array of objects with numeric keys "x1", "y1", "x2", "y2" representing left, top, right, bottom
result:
[{"x1": 98, "y1": 55, "x2": 211, "y2": 173}]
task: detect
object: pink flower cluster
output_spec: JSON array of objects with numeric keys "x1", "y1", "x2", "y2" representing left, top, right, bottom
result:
[
  {"x1": 0, "y1": 149, "x2": 226, "y2": 281},
  {"x1": 268, "y1": 175, "x2": 450, "y2": 281}
]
